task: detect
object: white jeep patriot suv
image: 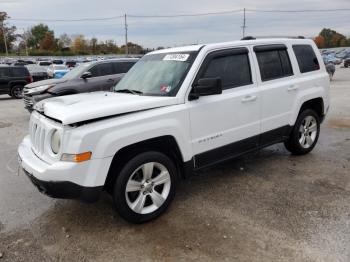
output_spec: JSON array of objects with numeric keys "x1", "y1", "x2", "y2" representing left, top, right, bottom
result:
[{"x1": 18, "y1": 38, "x2": 329, "y2": 223}]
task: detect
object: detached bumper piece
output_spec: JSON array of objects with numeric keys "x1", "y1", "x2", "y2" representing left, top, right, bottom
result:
[{"x1": 23, "y1": 169, "x2": 102, "y2": 203}]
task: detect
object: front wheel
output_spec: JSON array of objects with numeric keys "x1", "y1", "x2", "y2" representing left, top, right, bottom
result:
[
  {"x1": 284, "y1": 109, "x2": 320, "y2": 155},
  {"x1": 113, "y1": 151, "x2": 177, "y2": 223}
]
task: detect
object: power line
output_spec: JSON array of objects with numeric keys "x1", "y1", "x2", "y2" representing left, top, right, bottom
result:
[
  {"x1": 8, "y1": 8, "x2": 350, "y2": 22},
  {"x1": 128, "y1": 9, "x2": 243, "y2": 18},
  {"x1": 247, "y1": 8, "x2": 350, "y2": 13},
  {"x1": 8, "y1": 15, "x2": 124, "y2": 22}
]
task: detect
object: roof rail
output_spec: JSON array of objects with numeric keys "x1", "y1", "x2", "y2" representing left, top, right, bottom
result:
[{"x1": 241, "y1": 35, "x2": 305, "y2": 40}]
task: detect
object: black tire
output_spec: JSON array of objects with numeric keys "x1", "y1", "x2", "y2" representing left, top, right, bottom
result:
[
  {"x1": 10, "y1": 85, "x2": 24, "y2": 99},
  {"x1": 284, "y1": 109, "x2": 320, "y2": 155},
  {"x1": 113, "y1": 151, "x2": 178, "y2": 223}
]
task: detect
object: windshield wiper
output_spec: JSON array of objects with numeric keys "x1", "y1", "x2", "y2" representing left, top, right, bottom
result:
[{"x1": 115, "y1": 89, "x2": 143, "y2": 95}]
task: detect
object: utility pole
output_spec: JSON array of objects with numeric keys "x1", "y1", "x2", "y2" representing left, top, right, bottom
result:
[
  {"x1": 124, "y1": 14, "x2": 128, "y2": 55},
  {"x1": 0, "y1": 19, "x2": 8, "y2": 56},
  {"x1": 242, "y1": 8, "x2": 246, "y2": 38}
]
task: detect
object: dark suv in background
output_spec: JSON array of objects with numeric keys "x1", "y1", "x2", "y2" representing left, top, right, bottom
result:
[
  {"x1": 0, "y1": 65, "x2": 32, "y2": 99},
  {"x1": 23, "y1": 58, "x2": 138, "y2": 111}
]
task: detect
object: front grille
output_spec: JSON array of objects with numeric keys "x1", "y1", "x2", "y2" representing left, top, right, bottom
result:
[
  {"x1": 23, "y1": 95, "x2": 34, "y2": 108},
  {"x1": 30, "y1": 119, "x2": 47, "y2": 157}
]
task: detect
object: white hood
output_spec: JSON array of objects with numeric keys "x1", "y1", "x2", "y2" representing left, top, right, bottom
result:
[{"x1": 35, "y1": 92, "x2": 179, "y2": 125}]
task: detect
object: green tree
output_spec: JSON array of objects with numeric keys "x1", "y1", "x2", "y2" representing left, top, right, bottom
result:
[
  {"x1": 27, "y1": 24, "x2": 53, "y2": 49},
  {"x1": 0, "y1": 12, "x2": 17, "y2": 53},
  {"x1": 319, "y1": 28, "x2": 347, "y2": 48}
]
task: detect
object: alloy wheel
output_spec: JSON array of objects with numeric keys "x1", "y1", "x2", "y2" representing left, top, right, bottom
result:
[
  {"x1": 125, "y1": 162, "x2": 171, "y2": 214},
  {"x1": 298, "y1": 115, "x2": 318, "y2": 149}
]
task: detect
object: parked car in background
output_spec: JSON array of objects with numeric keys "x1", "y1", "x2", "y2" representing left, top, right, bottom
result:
[
  {"x1": 52, "y1": 59, "x2": 64, "y2": 65},
  {"x1": 0, "y1": 65, "x2": 32, "y2": 98},
  {"x1": 25, "y1": 64, "x2": 48, "y2": 82},
  {"x1": 37, "y1": 61, "x2": 52, "y2": 67},
  {"x1": 23, "y1": 58, "x2": 138, "y2": 111},
  {"x1": 344, "y1": 58, "x2": 350, "y2": 68},
  {"x1": 47, "y1": 64, "x2": 69, "y2": 79},
  {"x1": 65, "y1": 60, "x2": 77, "y2": 68},
  {"x1": 324, "y1": 55, "x2": 342, "y2": 65}
]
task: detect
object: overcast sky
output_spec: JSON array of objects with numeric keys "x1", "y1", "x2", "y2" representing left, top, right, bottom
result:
[{"x1": 2, "y1": 0, "x2": 350, "y2": 48}]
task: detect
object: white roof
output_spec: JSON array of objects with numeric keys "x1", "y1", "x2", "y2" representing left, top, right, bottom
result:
[{"x1": 148, "y1": 38, "x2": 314, "y2": 55}]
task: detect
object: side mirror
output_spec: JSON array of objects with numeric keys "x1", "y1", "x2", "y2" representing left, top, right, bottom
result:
[
  {"x1": 81, "y1": 71, "x2": 92, "y2": 79},
  {"x1": 190, "y1": 77, "x2": 222, "y2": 100}
]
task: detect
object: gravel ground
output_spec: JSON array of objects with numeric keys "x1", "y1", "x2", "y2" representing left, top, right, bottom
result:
[{"x1": 0, "y1": 66, "x2": 349, "y2": 262}]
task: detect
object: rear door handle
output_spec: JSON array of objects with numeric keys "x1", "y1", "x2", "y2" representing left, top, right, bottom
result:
[
  {"x1": 287, "y1": 85, "x2": 298, "y2": 91},
  {"x1": 107, "y1": 79, "x2": 114, "y2": 82},
  {"x1": 241, "y1": 95, "x2": 257, "y2": 103}
]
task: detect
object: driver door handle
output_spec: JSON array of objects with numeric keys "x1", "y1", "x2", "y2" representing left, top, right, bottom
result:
[
  {"x1": 107, "y1": 79, "x2": 114, "y2": 82},
  {"x1": 241, "y1": 95, "x2": 257, "y2": 103}
]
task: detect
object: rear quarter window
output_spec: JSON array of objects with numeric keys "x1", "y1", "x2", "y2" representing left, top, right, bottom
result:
[{"x1": 293, "y1": 45, "x2": 320, "y2": 73}]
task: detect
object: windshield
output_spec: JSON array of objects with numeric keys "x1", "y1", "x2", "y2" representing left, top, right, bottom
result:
[
  {"x1": 62, "y1": 63, "x2": 90, "y2": 80},
  {"x1": 114, "y1": 52, "x2": 197, "y2": 96}
]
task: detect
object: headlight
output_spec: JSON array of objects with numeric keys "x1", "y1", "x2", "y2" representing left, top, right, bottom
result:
[
  {"x1": 51, "y1": 130, "x2": 61, "y2": 154},
  {"x1": 26, "y1": 84, "x2": 54, "y2": 95}
]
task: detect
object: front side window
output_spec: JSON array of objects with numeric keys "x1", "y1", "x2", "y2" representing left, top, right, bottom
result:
[
  {"x1": 293, "y1": 45, "x2": 320, "y2": 73},
  {"x1": 114, "y1": 52, "x2": 197, "y2": 96},
  {"x1": 201, "y1": 52, "x2": 252, "y2": 89},
  {"x1": 255, "y1": 46, "x2": 293, "y2": 81},
  {"x1": 0, "y1": 68, "x2": 9, "y2": 77}
]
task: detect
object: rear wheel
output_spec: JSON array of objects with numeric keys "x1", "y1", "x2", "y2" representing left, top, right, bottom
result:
[
  {"x1": 10, "y1": 85, "x2": 24, "y2": 99},
  {"x1": 284, "y1": 109, "x2": 320, "y2": 155},
  {"x1": 113, "y1": 151, "x2": 177, "y2": 223}
]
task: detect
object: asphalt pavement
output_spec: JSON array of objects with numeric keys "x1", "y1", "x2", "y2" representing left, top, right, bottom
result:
[{"x1": 0, "y1": 66, "x2": 349, "y2": 262}]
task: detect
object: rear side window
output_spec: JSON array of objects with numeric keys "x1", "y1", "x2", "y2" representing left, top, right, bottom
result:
[
  {"x1": 293, "y1": 45, "x2": 320, "y2": 73},
  {"x1": 202, "y1": 52, "x2": 252, "y2": 89},
  {"x1": 120, "y1": 62, "x2": 136, "y2": 73},
  {"x1": 112, "y1": 62, "x2": 135, "y2": 74},
  {"x1": 255, "y1": 46, "x2": 293, "y2": 81},
  {"x1": 11, "y1": 67, "x2": 29, "y2": 77}
]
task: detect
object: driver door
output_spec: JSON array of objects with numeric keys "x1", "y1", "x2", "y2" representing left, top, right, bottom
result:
[{"x1": 188, "y1": 47, "x2": 261, "y2": 168}]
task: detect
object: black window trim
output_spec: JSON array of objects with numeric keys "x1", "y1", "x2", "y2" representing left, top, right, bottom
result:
[
  {"x1": 193, "y1": 47, "x2": 253, "y2": 90},
  {"x1": 254, "y1": 45, "x2": 294, "y2": 82},
  {"x1": 253, "y1": 44, "x2": 287, "y2": 53}
]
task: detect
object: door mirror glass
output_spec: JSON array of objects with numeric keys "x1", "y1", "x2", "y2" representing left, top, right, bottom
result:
[
  {"x1": 190, "y1": 77, "x2": 222, "y2": 99},
  {"x1": 81, "y1": 71, "x2": 92, "y2": 79}
]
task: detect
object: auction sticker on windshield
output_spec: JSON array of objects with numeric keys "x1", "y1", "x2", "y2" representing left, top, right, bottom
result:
[{"x1": 163, "y1": 54, "x2": 190, "y2": 62}]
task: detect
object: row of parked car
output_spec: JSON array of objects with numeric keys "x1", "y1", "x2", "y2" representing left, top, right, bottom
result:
[
  {"x1": 0, "y1": 58, "x2": 138, "y2": 104},
  {"x1": 321, "y1": 48, "x2": 350, "y2": 79}
]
